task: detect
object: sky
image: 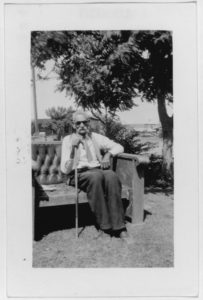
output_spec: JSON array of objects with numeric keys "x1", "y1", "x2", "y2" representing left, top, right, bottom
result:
[{"x1": 31, "y1": 62, "x2": 172, "y2": 124}]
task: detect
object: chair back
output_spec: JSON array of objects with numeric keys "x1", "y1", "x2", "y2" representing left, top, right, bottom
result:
[{"x1": 32, "y1": 141, "x2": 63, "y2": 185}]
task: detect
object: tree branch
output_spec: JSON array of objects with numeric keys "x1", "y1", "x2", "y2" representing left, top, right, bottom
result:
[{"x1": 90, "y1": 109, "x2": 105, "y2": 125}]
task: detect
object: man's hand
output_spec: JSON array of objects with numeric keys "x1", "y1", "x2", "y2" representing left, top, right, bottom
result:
[
  {"x1": 70, "y1": 136, "x2": 84, "y2": 159},
  {"x1": 101, "y1": 152, "x2": 111, "y2": 170},
  {"x1": 71, "y1": 136, "x2": 84, "y2": 149}
]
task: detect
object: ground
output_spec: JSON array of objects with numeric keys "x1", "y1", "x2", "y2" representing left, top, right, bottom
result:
[{"x1": 33, "y1": 187, "x2": 173, "y2": 268}]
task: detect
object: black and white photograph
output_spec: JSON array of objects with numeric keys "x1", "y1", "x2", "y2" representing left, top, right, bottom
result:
[
  {"x1": 31, "y1": 30, "x2": 174, "y2": 268},
  {"x1": 2, "y1": 1, "x2": 200, "y2": 298}
]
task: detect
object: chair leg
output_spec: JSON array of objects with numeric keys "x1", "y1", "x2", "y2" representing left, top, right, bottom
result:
[{"x1": 131, "y1": 163, "x2": 144, "y2": 224}]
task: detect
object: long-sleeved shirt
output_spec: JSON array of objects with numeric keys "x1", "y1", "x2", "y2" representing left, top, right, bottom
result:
[{"x1": 60, "y1": 132, "x2": 124, "y2": 174}]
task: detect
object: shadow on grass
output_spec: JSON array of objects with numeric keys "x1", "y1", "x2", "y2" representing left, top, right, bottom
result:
[
  {"x1": 125, "y1": 209, "x2": 152, "y2": 224},
  {"x1": 123, "y1": 198, "x2": 152, "y2": 223},
  {"x1": 34, "y1": 203, "x2": 97, "y2": 241},
  {"x1": 34, "y1": 199, "x2": 153, "y2": 241},
  {"x1": 145, "y1": 185, "x2": 173, "y2": 196},
  {"x1": 143, "y1": 209, "x2": 152, "y2": 221}
]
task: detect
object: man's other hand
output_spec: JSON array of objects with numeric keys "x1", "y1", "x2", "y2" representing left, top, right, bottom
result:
[{"x1": 101, "y1": 152, "x2": 111, "y2": 169}]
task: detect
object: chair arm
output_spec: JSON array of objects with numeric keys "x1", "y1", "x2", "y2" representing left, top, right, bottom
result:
[
  {"x1": 112, "y1": 152, "x2": 150, "y2": 224},
  {"x1": 117, "y1": 153, "x2": 150, "y2": 166}
]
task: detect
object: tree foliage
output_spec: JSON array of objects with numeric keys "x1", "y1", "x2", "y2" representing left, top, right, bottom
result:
[
  {"x1": 133, "y1": 31, "x2": 173, "y2": 100},
  {"x1": 32, "y1": 31, "x2": 142, "y2": 117},
  {"x1": 43, "y1": 106, "x2": 74, "y2": 139},
  {"x1": 31, "y1": 30, "x2": 172, "y2": 115},
  {"x1": 31, "y1": 30, "x2": 173, "y2": 174},
  {"x1": 55, "y1": 31, "x2": 142, "y2": 117},
  {"x1": 45, "y1": 106, "x2": 74, "y2": 120},
  {"x1": 31, "y1": 31, "x2": 72, "y2": 68}
]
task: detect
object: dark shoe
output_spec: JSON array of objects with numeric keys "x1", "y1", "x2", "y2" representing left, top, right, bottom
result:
[{"x1": 95, "y1": 229, "x2": 112, "y2": 240}]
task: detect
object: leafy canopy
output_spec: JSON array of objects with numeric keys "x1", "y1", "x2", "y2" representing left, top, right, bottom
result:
[{"x1": 31, "y1": 30, "x2": 173, "y2": 115}]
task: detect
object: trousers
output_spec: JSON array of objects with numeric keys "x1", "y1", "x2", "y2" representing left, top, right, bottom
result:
[{"x1": 69, "y1": 168, "x2": 126, "y2": 231}]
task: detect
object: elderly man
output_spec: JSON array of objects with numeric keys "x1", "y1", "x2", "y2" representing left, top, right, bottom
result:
[{"x1": 61, "y1": 110, "x2": 128, "y2": 239}]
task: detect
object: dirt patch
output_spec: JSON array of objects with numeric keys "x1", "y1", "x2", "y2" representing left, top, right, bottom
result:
[{"x1": 33, "y1": 191, "x2": 173, "y2": 268}]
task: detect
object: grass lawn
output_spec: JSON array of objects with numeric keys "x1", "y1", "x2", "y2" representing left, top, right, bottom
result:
[{"x1": 33, "y1": 187, "x2": 173, "y2": 268}]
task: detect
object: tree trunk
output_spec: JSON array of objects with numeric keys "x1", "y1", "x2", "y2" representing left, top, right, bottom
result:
[
  {"x1": 157, "y1": 93, "x2": 173, "y2": 178},
  {"x1": 162, "y1": 126, "x2": 173, "y2": 176}
]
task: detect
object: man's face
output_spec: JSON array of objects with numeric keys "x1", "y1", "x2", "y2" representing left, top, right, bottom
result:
[{"x1": 74, "y1": 114, "x2": 90, "y2": 136}]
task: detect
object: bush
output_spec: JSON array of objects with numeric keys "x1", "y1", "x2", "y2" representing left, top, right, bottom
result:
[
  {"x1": 104, "y1": 119, "x2": 142, "y2": 154},
  {"x1": 145, "y1": 154, "x2": 174, "y2": 187},
  {"x1": 40, "y1": 106, "x2": 75, "y2": 140},
  {"x1": 103, "y1": 118, "x2": 173, "y2": 187},
  {"x1": 41, "y1": 119, "x2": 73, "y2": 140}
]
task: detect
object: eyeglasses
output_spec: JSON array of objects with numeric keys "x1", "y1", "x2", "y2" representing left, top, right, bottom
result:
[{"x1": 75, "y1": 120, "x2": 89, "y2": 127}]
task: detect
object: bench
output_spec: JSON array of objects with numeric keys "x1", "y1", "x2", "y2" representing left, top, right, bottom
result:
[{"x1": 32, "y1": 141, "x2": 149, "y2": 239}]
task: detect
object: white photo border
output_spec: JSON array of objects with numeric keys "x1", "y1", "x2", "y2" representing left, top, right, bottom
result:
[{"x1": 1, "y1": 0, "x2": 201, "y2": 299}]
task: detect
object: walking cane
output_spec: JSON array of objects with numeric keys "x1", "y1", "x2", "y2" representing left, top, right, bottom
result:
[{"x1": 74, "y1": 147, "x2": 79, "y2": 239}]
